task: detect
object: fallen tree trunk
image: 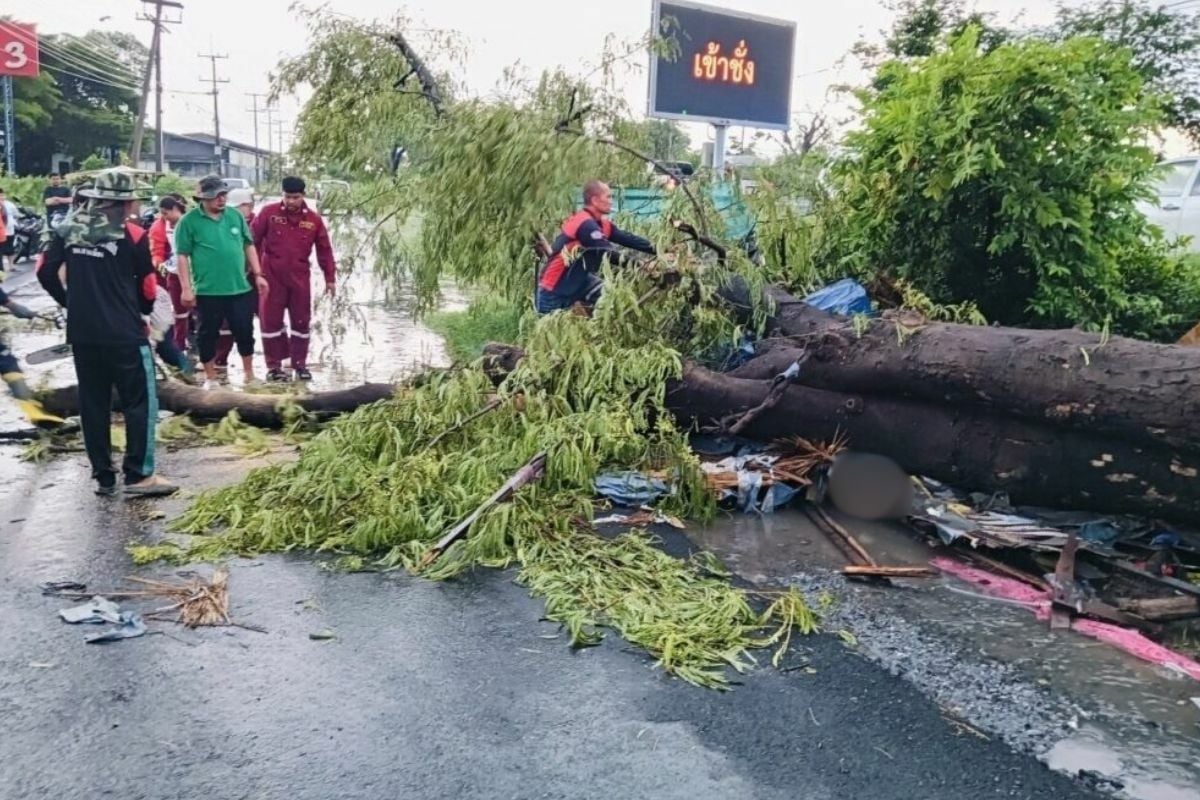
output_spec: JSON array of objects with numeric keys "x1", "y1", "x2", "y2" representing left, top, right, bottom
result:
[
  {"x1": 725, "y1": 283, "x2": 1200, "y2": 451},
  {"x1": 670, "y1": 364, "x2": 1200, "y2": 522},
  {"x1": 483, "y1": 342, "x2": 1200, "y2": 520},
  {"x1": 41, "y1": 381, "x2": 398, "y2": 428}
]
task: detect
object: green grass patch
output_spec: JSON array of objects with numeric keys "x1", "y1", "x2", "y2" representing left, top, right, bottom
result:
[{"x1": 426, "y1": 297, "x2": 528, "y2": 362}]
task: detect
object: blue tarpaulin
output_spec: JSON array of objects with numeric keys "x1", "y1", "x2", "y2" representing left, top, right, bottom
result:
[{"x1": 804, "y1": 279, "x2": 872, "y2": 316}]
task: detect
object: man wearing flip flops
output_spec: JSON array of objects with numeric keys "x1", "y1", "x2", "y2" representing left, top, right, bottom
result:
[{"x1": 37, "y1": 168, "x2": 178, "y2": 498}]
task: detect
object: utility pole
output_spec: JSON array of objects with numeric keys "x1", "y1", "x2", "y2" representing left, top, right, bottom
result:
[
  {"x1": 136, "y1": 2, "x2": 183, "y2": 171},
  {"x1": 198, "y1": 51, "x2": 229, "y2": 174},
  {"x1": 272, "y1": 118, "x2": 287, "y2": 176},
  {"x1": 131, "y1": 1, "x2": 182, "y2": 167},
  {"x1": 245, "y1": 92, "x2": 267, "y2": 186},
  {"x1": 263, "y1": 102, "x2": 275, "y2": 182}
]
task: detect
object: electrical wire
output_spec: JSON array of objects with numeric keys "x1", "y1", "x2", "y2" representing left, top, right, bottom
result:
[
  {"x1": 42, "y1": 63, "x2": 141, "y2": 94},
  {"x1": 40, "y1": 40, "x2": 136, "y2": 85},
  {"x1": 37, "y1": 41, "x2": 141, "y2": 90},
  {"x1": 6, "y1": 24, "x2": 142, "y2": 90}
]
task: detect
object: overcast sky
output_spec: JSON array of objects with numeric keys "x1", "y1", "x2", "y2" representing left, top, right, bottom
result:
[{"x1": 24, "y1": 0, "x2": 1091, "y2": 153}]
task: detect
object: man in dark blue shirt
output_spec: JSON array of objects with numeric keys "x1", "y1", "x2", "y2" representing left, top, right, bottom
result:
[{"x1": 536, "y1": 180, "x2": 656, "y2": 314}]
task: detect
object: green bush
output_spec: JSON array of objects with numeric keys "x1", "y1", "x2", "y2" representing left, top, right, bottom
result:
[
  {"x1": 0, "y1": 175, "x2": 50, "y2": 210},
  {"x1": 153, "y1": 172, "x2": 193, "y2": 199},
  {"x1": 821, "y1": 27, "x2": 1196, "y2": 339}
]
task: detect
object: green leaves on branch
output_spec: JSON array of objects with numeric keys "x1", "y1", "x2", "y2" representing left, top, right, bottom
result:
[{"x1": 821, "y1": 27, "x2": 1199, "y2": 339}]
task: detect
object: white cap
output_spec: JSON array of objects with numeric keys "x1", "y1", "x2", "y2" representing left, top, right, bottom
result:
[{"x1": 227, "y1": 188, "x2": 254, "y2": 207}]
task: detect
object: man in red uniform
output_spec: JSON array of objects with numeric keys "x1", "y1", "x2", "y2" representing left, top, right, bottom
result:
[
  {"x1": 148, "y1": 195, "x2": 189, "y2": 352},
  {"x1": 536, "y1": 180, "x2": 656, "y2": 314},
  {"x1": 252, "y1": 176, "x2": 336, "y2": 382}
]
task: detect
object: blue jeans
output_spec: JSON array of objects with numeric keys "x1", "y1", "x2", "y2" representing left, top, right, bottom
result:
[{"x1": 535, "y1": 275, "x2": 603, "y2": 315}]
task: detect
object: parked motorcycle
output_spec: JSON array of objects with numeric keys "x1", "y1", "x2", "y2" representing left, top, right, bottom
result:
[{"x1": 9, "y1": 206, "x2": 44, "y2": 264}]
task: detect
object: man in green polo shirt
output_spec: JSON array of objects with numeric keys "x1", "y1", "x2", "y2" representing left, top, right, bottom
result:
[{"x1": 174, "y1": 175, "x2": 269, "y2": 387}]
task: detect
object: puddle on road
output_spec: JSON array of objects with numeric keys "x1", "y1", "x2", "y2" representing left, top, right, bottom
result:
[
  {"x1": 693, "y1": 507, "x2": 1200, "y2": 799},
  {"x1": 1047, "y1": 728, "x2": 1200, "y2": 800}
]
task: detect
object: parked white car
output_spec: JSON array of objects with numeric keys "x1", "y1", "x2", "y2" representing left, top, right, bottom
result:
[{"x1": 1140, "y1": 157, "x2": 1200, "y2": 251}]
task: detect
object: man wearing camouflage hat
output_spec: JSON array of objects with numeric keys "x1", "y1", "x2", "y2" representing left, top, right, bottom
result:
[
  {"x1": 173, "y1": 175, "x2": 268, "y2": 387},
  {"x1": 37, "y1": 168, "x2": 178, "y2": 497}
]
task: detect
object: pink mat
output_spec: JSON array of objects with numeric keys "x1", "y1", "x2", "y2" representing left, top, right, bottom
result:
[{"x1": 931, "y1": 556, "x2": 1200, "y2": 681}]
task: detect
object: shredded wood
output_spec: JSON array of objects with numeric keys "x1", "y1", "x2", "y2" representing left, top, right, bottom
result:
[{"x1": 127, "y1": 567, "x2": 232, "y2": 628}]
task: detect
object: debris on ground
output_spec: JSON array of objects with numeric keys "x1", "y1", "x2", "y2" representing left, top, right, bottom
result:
[
  {"x1": 45, "y1": 567, "x2": 260, "y2": 634},
  {"x1": 58, "y1": 596, "x2": 121, "y2": 624},
  {"x1": 84, "y1": 613, "x2": 147, "y2": 644},
  {"x1": 57, "y1": 596, "x2": 146, "y2": 644},
  {"x1": 698, "y1": 435, "x2": 844, "y2": 515}
]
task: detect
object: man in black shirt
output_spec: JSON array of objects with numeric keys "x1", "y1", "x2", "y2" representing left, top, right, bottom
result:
[
  {"x1": 42, "y1": 173, "x2": 72, "y2": 226},
  {"x1": 38, "y1": 168, "x2": 177, "y2": 497}
]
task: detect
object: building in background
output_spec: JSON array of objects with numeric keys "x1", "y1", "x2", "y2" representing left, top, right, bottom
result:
[{"x1": 139, "y1": 131, "x2": 270, "y2": 181}]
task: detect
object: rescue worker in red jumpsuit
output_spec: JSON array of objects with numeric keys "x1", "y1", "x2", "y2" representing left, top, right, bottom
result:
[
  {"x1": 536, "y1": 180, "x2": 656, "y2": 314},
  {"x1": 252, "y1": 177, "x2": 336, "y2": 382},
  {"x1": 147, "y1": 195, "x2": 189, "y2": 352}
]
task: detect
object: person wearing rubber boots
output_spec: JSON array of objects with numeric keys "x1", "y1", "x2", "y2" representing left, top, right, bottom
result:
[
  {"x1": 252, "y1": 176, "x2": 336, "y2": 382},
  {"x1": 0, "y1": 287, "x2": 64, "y2": 427},
  {"x1": 36, "y1": 168, "x2": 177, "y2": 497},
  {"x1": 214, "y1": 188, "x2": 258, "y2": 375}
]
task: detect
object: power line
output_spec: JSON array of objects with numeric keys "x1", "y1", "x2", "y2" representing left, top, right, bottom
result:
[
  {"x1": 3, "y1": 22, "x2": 139, "y2": 85},
  {"x1": 34, "y1": 39, "x2": 140, "y2": 90},
  {"x1": 21, "y1": 28, "x2": 135, "y2": 83},
  {"x1": 41, "y1": 63, "x2": 141, "y2": 94}
]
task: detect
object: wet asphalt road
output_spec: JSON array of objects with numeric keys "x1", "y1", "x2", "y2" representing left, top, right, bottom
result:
[{"x1": 0, "y1": 451, "x2": 1104, "y2": 800}]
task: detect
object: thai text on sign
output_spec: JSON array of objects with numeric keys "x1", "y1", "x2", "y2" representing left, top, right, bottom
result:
[{"x1": 692, "y1": 40, "x2": 755, "y2": 86}]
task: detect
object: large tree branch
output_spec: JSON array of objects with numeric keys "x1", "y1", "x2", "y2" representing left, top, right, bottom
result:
[{"x1": 384, "y1": 30, "x2": 443, "y2": 116}]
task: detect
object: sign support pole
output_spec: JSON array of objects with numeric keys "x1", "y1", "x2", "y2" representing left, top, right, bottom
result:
[
  {"x1": 0, "y1": 75, "x2": 14, "y2": 175},
  {"x1": 712, "y1": 123, "x2": 728, "y2": 175},
  {"x1": 2, "y1": 76, "x2": 14, "y2": 175}
]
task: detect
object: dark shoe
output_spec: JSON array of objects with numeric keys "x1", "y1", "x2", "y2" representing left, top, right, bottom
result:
[
  {"x1": 267, "y1": 369, "x2": 291, "y2": 383},
  {"x1": 95, "y1": 475, "x2": 117, "y2": 496},
  {"x1": 293, "y1": 368, "x2": 313, "y2": 382}
]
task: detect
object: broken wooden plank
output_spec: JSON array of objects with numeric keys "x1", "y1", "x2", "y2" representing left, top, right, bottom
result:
[
  {"x1": 1116, "y1": 595, "x2": 1200, "y2": 621},
  {"x1": 958, "y1": 551, "x2": 1050, "y2": 592},
  {"x1": 421, "y1": 452, "x2": 548, "y2": 566},
  {"x1": 811, "y1": 504, "x2": 877, "y2": 567},
  {"x1": 1107, "y1": 559, "x2": 1200, "y2": 599},
  {"x1": 842, "y1": 565, "x2": 936, "y2": 578}
]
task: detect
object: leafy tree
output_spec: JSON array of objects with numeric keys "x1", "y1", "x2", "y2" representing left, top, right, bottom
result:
[
  {"x1": 854, "y1": 0, "x2": 1008, "y2": 68},
  {"x1": 822, "y1": 27, "x2": 1195, "y2": 337},
  {"x1": 274, "y1": 8, "x2": 691, "y2": 310},
  {"x1": 635, "y1": 119, "x2": 690, "y2": 162},
  {"x1": 1050, "y1": 0, "x2": 1200, "y2": 144},
  {"x1": 9, "y1": 30, "x2": 143, "y2": 173}
]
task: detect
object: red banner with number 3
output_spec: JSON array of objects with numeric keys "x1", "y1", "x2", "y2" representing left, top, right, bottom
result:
[{"x1": 0, "y1": 22, "x2": 39, "y2": 78}]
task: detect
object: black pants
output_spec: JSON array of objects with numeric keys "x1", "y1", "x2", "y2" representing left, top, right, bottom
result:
[
  {"x1": 72, "y1": 343, "x2": 158, "y2": 485},
  {"x1": 197, "y1": 292, "x2": 255, "y2": 364}
]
